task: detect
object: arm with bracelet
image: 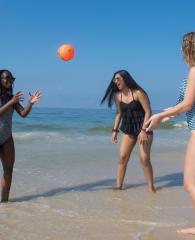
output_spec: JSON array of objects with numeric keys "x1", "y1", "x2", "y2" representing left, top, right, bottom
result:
[{"x1": 111, "y1": 93, "x2": 122, "y2": 143}]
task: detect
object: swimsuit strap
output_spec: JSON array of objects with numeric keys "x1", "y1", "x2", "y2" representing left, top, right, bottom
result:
[
  {"x1": 131, "y1": 89, "x2": 134, "y2": 100},
  {"x1": 121, "y1": 89, "x2": 134, "y2": 102}
]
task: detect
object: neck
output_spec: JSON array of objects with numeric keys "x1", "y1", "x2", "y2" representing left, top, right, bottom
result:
[{"x1": 121, "y1": 86, "x2": 129, "y2": 95}]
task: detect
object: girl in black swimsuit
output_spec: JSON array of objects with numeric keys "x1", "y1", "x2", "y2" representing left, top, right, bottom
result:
[{"x1": 101, "y1": 70, "x2": 155, "y2": 192}]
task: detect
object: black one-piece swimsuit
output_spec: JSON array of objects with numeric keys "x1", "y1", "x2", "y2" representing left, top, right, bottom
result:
[{"x1": 120, "y1": 90, "x2": 147, "y2": 137}]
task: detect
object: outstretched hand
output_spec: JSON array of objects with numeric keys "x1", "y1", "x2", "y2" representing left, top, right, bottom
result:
[
  {"x1": 12, "y1": 91, "x2": 24, "y2": 104},
  {"x1": 145, "y1": 114, "x2": 162, "y2": 132},
  {"x1": 161, "y1": 107, "x2": 175, "y2": 122},
  {"x1": 29, "y1": 90, "x2": 42, "y2": 104}
]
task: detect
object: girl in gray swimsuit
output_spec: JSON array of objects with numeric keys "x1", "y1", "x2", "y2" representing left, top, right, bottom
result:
[{"x1": 0, "y1": 69, "x2": 41, "y2": 202}]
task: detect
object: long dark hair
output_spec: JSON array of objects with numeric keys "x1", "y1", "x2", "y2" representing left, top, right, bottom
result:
[
  {"x1": 0, "y1": 69, "x2": 14, "y2": 99},
  {"x1": 101, "y1": 70, "x2": 149, "y2": 107}
]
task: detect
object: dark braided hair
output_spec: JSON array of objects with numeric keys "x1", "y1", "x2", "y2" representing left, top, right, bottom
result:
[{"x1": 0, "y1": 69, "x2": 14, "y2": 102}]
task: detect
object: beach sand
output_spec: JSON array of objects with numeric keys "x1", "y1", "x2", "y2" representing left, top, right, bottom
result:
[{"x1": 0, "y1": 129, "x2": 194, "y2": 240}]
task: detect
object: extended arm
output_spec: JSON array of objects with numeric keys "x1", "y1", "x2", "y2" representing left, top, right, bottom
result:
[
  {"x1": 15, "y1": 91, "x2": 41, "y2": 117},
  {"x1": 0, "y1": 92, "x2": 24, "y2": 116},
  {"x1": 146, "y1": 67, "x2": 195, "y2": 131}
]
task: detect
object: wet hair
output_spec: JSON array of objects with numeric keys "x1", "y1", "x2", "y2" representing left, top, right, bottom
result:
[
  {"x1": 0, "y1": 69, "x2": 14, "y2": 99},
  {"x1": 182, "y1": 32, "x2": 195, "y2": 67},
  {"x1": 101, "y1": 70, "x2": 149, "y2": 108}
]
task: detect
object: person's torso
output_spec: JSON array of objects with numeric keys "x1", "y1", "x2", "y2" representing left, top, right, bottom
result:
[
  {"x1": 178, "y1": 78, "x2": 195, "y2": 130},
  {"x1": 0, "y1": 97, "x2": 14, "y2": 144},
  {"x1": 120, "y1": 90, "x2": 145, "y2": 136}
]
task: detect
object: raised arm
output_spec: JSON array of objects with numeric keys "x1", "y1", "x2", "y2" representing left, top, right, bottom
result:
[
  {"x1": 0, "y1": 92, "x2": 24, "y2": 116},
  {"x1": 15, "y1": 90, "x2": 41, "y2": 117}
]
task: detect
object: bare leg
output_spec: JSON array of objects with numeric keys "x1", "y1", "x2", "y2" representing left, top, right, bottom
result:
[
  {"x1": 139, "y1": 134, "x2": 155, "y2": 192},
  {"x1": 116, "y1": 134, "x2": 137, "y2": 189},
  {"x1": 0, "y1": 137, "x2": 15, "y2": 202},
  {"x1": 178, "y1": 131, "x2": 195, "y2": 234}
]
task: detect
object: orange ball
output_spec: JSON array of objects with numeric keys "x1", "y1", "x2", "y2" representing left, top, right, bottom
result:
[{"x1": 58, "y1": 44, "x2": 74, "y2": 61}]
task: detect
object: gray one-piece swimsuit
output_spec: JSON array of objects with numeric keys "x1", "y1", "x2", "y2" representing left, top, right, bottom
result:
[{"x1": 0, "y1": 99, "x2": 14, "y2": 145}]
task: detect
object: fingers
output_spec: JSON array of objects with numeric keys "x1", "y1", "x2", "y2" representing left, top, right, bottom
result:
[
  {"x1": 15, "y1": 91, "x2": 22, "y2": 95},
  {"x1": 145, "y1": 117, "x2": 151, "y2": 127},
  {"x1": 29, "y1": 90, "x2": 42, "y2": 97},
  {"x1": 145, "y1": 115, "x2": 159, "y2": 132},
  {"x1": 111, "y1": 137, "x2": 117, "y2": 144},
  {"x1": 111, "y1": 139, "x2": 115, "y2": 144},
  {"x1": 146, "y1": 123, "x2": 152, "y2": 132},
  {"x1": 144, "y1": 118, "x2": 151, "y2": 129},
  {"x1": 14, "y1": 91, "x2": 24, "y2": 101},
  {"x1": 161, "y1": 117, "x2": 172, "y2": 123},
  {"x1": 34, "y1": 90, "x2": 42, "y2": 100},
  {"x1": 14, "y1": 90, "x2": 42, "y2": 103},
  {"x1": 164, "y1": 107, "x2": 172, "y2": 111},
  {"x1": 28, "y1": 90, "x2": 42, "y2": 104},
  {"x1": 15, "y1": 91, "x2": 23, "y2": 97},
  {"x1": 112, "y1": 139, "x2": 117, "y2": 144},
  {"x1": 34, "y1": 90, "x2": 42, "y2": 96}
]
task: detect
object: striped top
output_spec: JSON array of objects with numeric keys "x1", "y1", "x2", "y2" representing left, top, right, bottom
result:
[{"x1": 176, "y1": 78, "x2": 195, "y2": 130}]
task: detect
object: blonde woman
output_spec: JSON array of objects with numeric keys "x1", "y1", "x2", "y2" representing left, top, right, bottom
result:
[{"x1": 146, "y1": 32, "x2": 195, "y2": 235}]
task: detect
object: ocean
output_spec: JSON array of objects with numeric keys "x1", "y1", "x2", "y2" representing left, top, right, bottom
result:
[{"x1": 0, "y1": 108, "x2": 192, "y2": 240}]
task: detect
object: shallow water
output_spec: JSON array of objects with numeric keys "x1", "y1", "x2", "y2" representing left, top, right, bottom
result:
[{"x1": 0, "y1": 108, "x2": 192, "y2": 239}]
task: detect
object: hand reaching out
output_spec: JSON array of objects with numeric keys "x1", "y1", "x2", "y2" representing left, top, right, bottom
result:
[
  {"x1": 145, "y1": 114, "x2": 162, "y2": 132},
  {"x1": 11, "y1": 91, "x2": 24, "y2": 104},
  {"x1": 161, "y1": 116, "x2": 174, "y2": 122},
  {"x1": 29, "y1": 90, "x2": 42, "y2": 104},
  {"x1": 161, "y1": 107, "x2": 175, "y2": 122}
]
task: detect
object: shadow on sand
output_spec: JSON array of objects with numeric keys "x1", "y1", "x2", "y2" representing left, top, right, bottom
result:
[{"x1": 10, "y1": 172, "x2": 183, "y2": 202}]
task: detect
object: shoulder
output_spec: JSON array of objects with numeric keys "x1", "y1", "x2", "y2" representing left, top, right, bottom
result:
[
  {"x1": 114, "y1": 92, "x2": 121, "y2": 102},
  {"x1": 190, "y1": 66, "x2": 195, "y2": 72},
  {"x1": 187, "y1": 67, "x2": 195, "y2": 83},
  {"x1": 134, "y1": 89, "x2": 147, "y2": 99},
  {"x1": 189, "y1": 66, "x2": 195, "y2": 76}
]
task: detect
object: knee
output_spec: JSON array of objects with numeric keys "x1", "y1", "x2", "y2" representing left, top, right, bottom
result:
[
  {"x1": 183, "y1": 180, "x2": 195, "y2": 194},
  {"x1": 140, "y1": 157, "x2": 150, "y2": 168},
  {"x1": 3, "y1": 166, "x2": 13, "y2": 177},
  {"x1": 118, "y1": 155, "x2": 129, "y2": 166}
]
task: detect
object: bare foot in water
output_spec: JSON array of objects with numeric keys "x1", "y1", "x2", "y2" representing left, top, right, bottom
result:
[
  {"x1": 147, "y1": 186, "x2": 156, "y2": 193},
  {"x1": 113, "y1": 186, "x2": 122, "y2": 190},
  {"x1": 177, "y1": 227, "x2": 195, "y2": 235}
]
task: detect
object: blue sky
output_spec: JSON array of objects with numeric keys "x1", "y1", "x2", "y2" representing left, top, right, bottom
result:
[{"x1": 1, "y1": 0, "x2": 195, "y2": 109}]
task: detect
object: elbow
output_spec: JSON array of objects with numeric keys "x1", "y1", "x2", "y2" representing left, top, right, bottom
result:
[
  {"x1": 20, "y1": 112, "x2": 27, "y2": 118},
  {"x1": 183, "y1": 102, "x2": 193, "y2": 112},
  {"x1": 116, "y1": 112, "x2": 122, "y2": 118},
  {"x1": 145, "y1": 109, "x2": 152, "y2": 116}
]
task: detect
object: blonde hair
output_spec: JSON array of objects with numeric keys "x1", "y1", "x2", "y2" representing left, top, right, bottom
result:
[{"x1": 182, "y1": 32, "x2": 195, "y2": 67}]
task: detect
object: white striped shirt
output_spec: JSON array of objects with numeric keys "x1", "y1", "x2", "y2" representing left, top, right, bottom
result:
[{"x1": 176, "y1": 78, "x2": 195, "y2": 130}]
